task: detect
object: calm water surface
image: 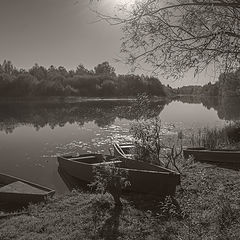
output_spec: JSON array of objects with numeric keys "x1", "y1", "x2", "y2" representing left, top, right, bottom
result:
[{"x1": 0, "y1": 97, "x2": 239, "y2": 193}]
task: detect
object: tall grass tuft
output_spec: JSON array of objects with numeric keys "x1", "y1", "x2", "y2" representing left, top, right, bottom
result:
[{"x1": 189, "y1": 121, "x2": 240, "y2": 149}]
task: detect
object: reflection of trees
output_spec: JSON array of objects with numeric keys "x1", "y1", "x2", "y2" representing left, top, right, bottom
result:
[
  {"x1": 200, "y1": 97, "x2": 219, "y2": 111},
  {"x1": 201, "y1": 97, "x2": 240, "y2": 121},
  {"x1": 117, "y1": 101, "x2": 166, "y2": 121},
  {"x1": 217, "y1": 97, "x2": 240, "y2": 121},
  {"x1": 2, "y1": 96, "x2": 239, "y2": 134},
  {"x1": 177, "y1": 96, "x2": 240, "y2": 121},
  {"x1": 174, "y1": 96, "x2": 202, "y2": 104},
  {"x1": 0, "y1": 99, "x2": 166, "y2": 133}
]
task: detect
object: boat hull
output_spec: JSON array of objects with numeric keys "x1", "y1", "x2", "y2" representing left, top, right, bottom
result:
[
  {"x1": 183, "y1": 147, "x2": 240, "y2": 164},
  {"x1": 0, "y1": 173, "x2": 55, "y2": 205},
  {"x1": 58, "y1": 154, "x2": 180, "y2": 196}
]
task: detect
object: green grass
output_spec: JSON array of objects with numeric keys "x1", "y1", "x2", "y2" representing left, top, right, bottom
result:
[
  {"x1": 189, "y1": 121, "x2": 240, "y2": 150},
  {"x1": 1, "y1": 161, "x2": 240, "y2": 239}
]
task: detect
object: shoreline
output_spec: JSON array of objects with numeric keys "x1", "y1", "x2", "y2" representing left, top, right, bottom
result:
[
  {"x1": 0, "y1": 96, "x2": 169, "y2": 103},
  {"x1": 1, "y1": 160, "x2": 240, "y2": 239}
]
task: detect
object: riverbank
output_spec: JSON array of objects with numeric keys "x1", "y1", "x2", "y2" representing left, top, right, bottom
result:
[
  {"x1": 0, "y1": 96, "x2": 169, "y2": 102},
  {"x1": 1, "y1": 160, "x2": 240, "y2": 239}
]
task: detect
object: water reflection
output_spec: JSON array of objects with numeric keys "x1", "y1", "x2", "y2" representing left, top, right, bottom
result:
[
  {"x1": 0, "y1": 97, "x2": 239, "y2": 193},
  {"x1": 175, "y1": 96, "x2": 240, "y2": 121},
  {"x1": 0, "y1": 97, "x2": 239, "y2": 135},
  {"x1": 0, "y1": 99, "x2": 166, "y2": 134},
  {"x1": 217, "y1": 97, "x2": 240, "y2": 121}
]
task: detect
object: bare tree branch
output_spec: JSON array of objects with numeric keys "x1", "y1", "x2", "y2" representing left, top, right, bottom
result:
[{"x1": 93, "y1": 0, "x2": 240, "y2": 78}]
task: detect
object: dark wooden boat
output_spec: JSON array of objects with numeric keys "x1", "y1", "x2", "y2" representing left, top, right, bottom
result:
[
  {"x1": 57, "y1": 153, "x2": 180, "y2": 196},
  {"x1": 113, "y1": 142, "x2": 164, "y2": 166},
  {"x1": 58, "y1": 166, "x2": 90, "y2": 192},
  {"x1": 113, "y1": 142, "x2": 135, "y2": 158},
  {"x1": 183, "y1": 147, "x2": 240, "y2": 164},
  {"x1": 0, "y1": 173, "x2": 55, "y2": 205}
]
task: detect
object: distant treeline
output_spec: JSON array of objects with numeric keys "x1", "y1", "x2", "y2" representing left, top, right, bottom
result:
[
  {"x1": 0, "y1": 60, "x2": 167, "y2": 97},
  {"x1": 174, "y1": 68, "x2": 240, "y2": 97}
]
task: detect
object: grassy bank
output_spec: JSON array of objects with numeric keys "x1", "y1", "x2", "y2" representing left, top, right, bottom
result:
[{"x1": 1, "y1": 160, "x2": 240, "y2": 240}]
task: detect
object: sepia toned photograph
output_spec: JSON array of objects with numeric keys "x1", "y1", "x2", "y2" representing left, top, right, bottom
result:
[{"x1": 0, "y1": 1, "x2": 240, "y2": 239}]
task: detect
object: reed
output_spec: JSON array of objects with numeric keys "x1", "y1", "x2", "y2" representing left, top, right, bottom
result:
[{"x1": 189, "y1": 121, "x2": 240, "y2": 149}]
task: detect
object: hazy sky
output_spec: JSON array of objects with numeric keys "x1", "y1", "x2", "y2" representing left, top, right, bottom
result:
[{"x1": 0, "y1": 0, "x2": 215, "y2": 87}]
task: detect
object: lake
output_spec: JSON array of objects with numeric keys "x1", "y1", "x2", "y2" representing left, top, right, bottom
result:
[{"x1": 0, "y1": 97, "x2": 239, "y2": 193}]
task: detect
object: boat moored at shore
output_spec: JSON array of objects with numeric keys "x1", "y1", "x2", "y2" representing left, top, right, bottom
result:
[
  {"x1": 0, "y1": 173, "x2": 55, "y2": 206},
  {"x1": 183, "y1": 147, "x2": 240, "y2": 164},
  {"x1": 57, "y1": 153, "x2": 180, "y2": 196}
]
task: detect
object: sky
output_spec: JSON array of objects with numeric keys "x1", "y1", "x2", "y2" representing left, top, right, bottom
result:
[{"x1": 0, "y1": 0, "x2": 216, "y2": 87}]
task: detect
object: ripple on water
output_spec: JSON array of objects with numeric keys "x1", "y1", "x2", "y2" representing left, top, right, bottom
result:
[{"x1": 42, "y1": 122, "x2": 181, "y2": 158}]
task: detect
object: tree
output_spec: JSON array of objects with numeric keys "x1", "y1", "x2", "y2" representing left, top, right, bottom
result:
[
  {"x1": 76, "y1": 64, "x2": 91, "y2": 75},
  {"x1": 0, "y1": 73, "x2": 12, "y2": 96},
  {"x1": 2, "y1": 60, "x2": 14, "y2": 75},
  {"x1": 94, "y1": 61, "x2": 116, "y2": 77},
  {"x1": 11, "y1": 73, "x2": 38, "y2": 96},
  {"x1": 96, "y1": 1, "x2": 240, "y2": 79},
  {"x1": 57, "y1": 66, "x2": 69, "y2": 77},
  {"x1": 29, "y1": 64, "x2": 47, "y2": 81}
]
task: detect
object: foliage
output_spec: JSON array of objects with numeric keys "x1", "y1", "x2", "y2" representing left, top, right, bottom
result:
[
  {"x1": 2, "y1": 161, "x2": 240, "y2": 239},
  {"x1": 217, "y1": 196, "x2": 236, "y2": 231},
  {"x1": 158, "y1": 195, "x2": 181, "y2": 220},
  {"x1": 94, "y1": 61, "x2": 116, "y2": 77},
  {"x1": 189, "y1": 127, "x2": 226, "y2": 149},
  {"x1": 189, "y1": 122, "x2": 240, "y2": 149},
  {"x1": 162, "y1": 143, "x2": 183, "y2": 173},
  {"x1": 96, "y1": 0, "x2": 240, "y2": 79},
  {"x1": 129, "y1": 93, "x2": 152, "y2": 120},
  {"x1": 176, "y1": 82, "x2": 220, "y2": 96},
  {"x1": 89, "y1": 158, "x2": 130, "y2": 206},
  {"x1": 130, "y1": 117, "x2": 164, "y2": 165},
  {"x1": 176, "y1": 67, "x2": 240, "y2": 97},
  {"x1": 130, "y1": 116, "x2": 183, "y2": 172},
  {"x1": 219, "y1": 69, "x2": 240, "y2": 97},
  {"x1": 203, "y1": 128, "x2": 229, "y2": 150},
  {"x1": 128, "y1": 93, "x2": 183, "y2": 171},
  {"x1": 225, "y1": 121, "x2": 240, "y2": 143},
  {"x1": 0, "y1": 60, "x2": 167, "y2": 98}
]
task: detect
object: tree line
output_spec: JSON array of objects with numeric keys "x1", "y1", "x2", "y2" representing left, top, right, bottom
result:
[
  {"x1": 175, "y1": 68, "x2": 240, "y2": 97},
  {"x1": 0, "y1": 60, "x2": 166, "y2": 97}
]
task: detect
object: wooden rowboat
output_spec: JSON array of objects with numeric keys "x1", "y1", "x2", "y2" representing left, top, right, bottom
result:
[
  {"x1": 113, "y1": 142, "x2": 164, "y2": 166},
  {"x1": 0, "y1": 173, "x2": 55, "y2": 206},
  {"x1": 57, "y1": 153, "x2": 180, "y2": 196},
  {"x1": 113, "y1": 142, "x2": 135, "y2": 158},
  {"x1": 183, "y1": 147, "x2": 240, "y2": 164}
]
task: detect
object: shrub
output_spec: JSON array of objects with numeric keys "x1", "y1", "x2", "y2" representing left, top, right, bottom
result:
[
  {"x1": 225, "y1": 121, "x2": 240, "y2": 143},
  {"x1": 89, "y1": 158, "x2": 130, "y2": 207},
  {"x1": 130, "y1": 117, "x2": 183, "y2": 172}
]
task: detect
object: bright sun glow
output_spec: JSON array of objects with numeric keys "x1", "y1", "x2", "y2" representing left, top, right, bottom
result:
[
  {"x1": 110, "y1": 0, "x2": 137, "y2": 8},
  {"x1": 98, "y1": 0, "x2": 137, "y2": 15}
]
